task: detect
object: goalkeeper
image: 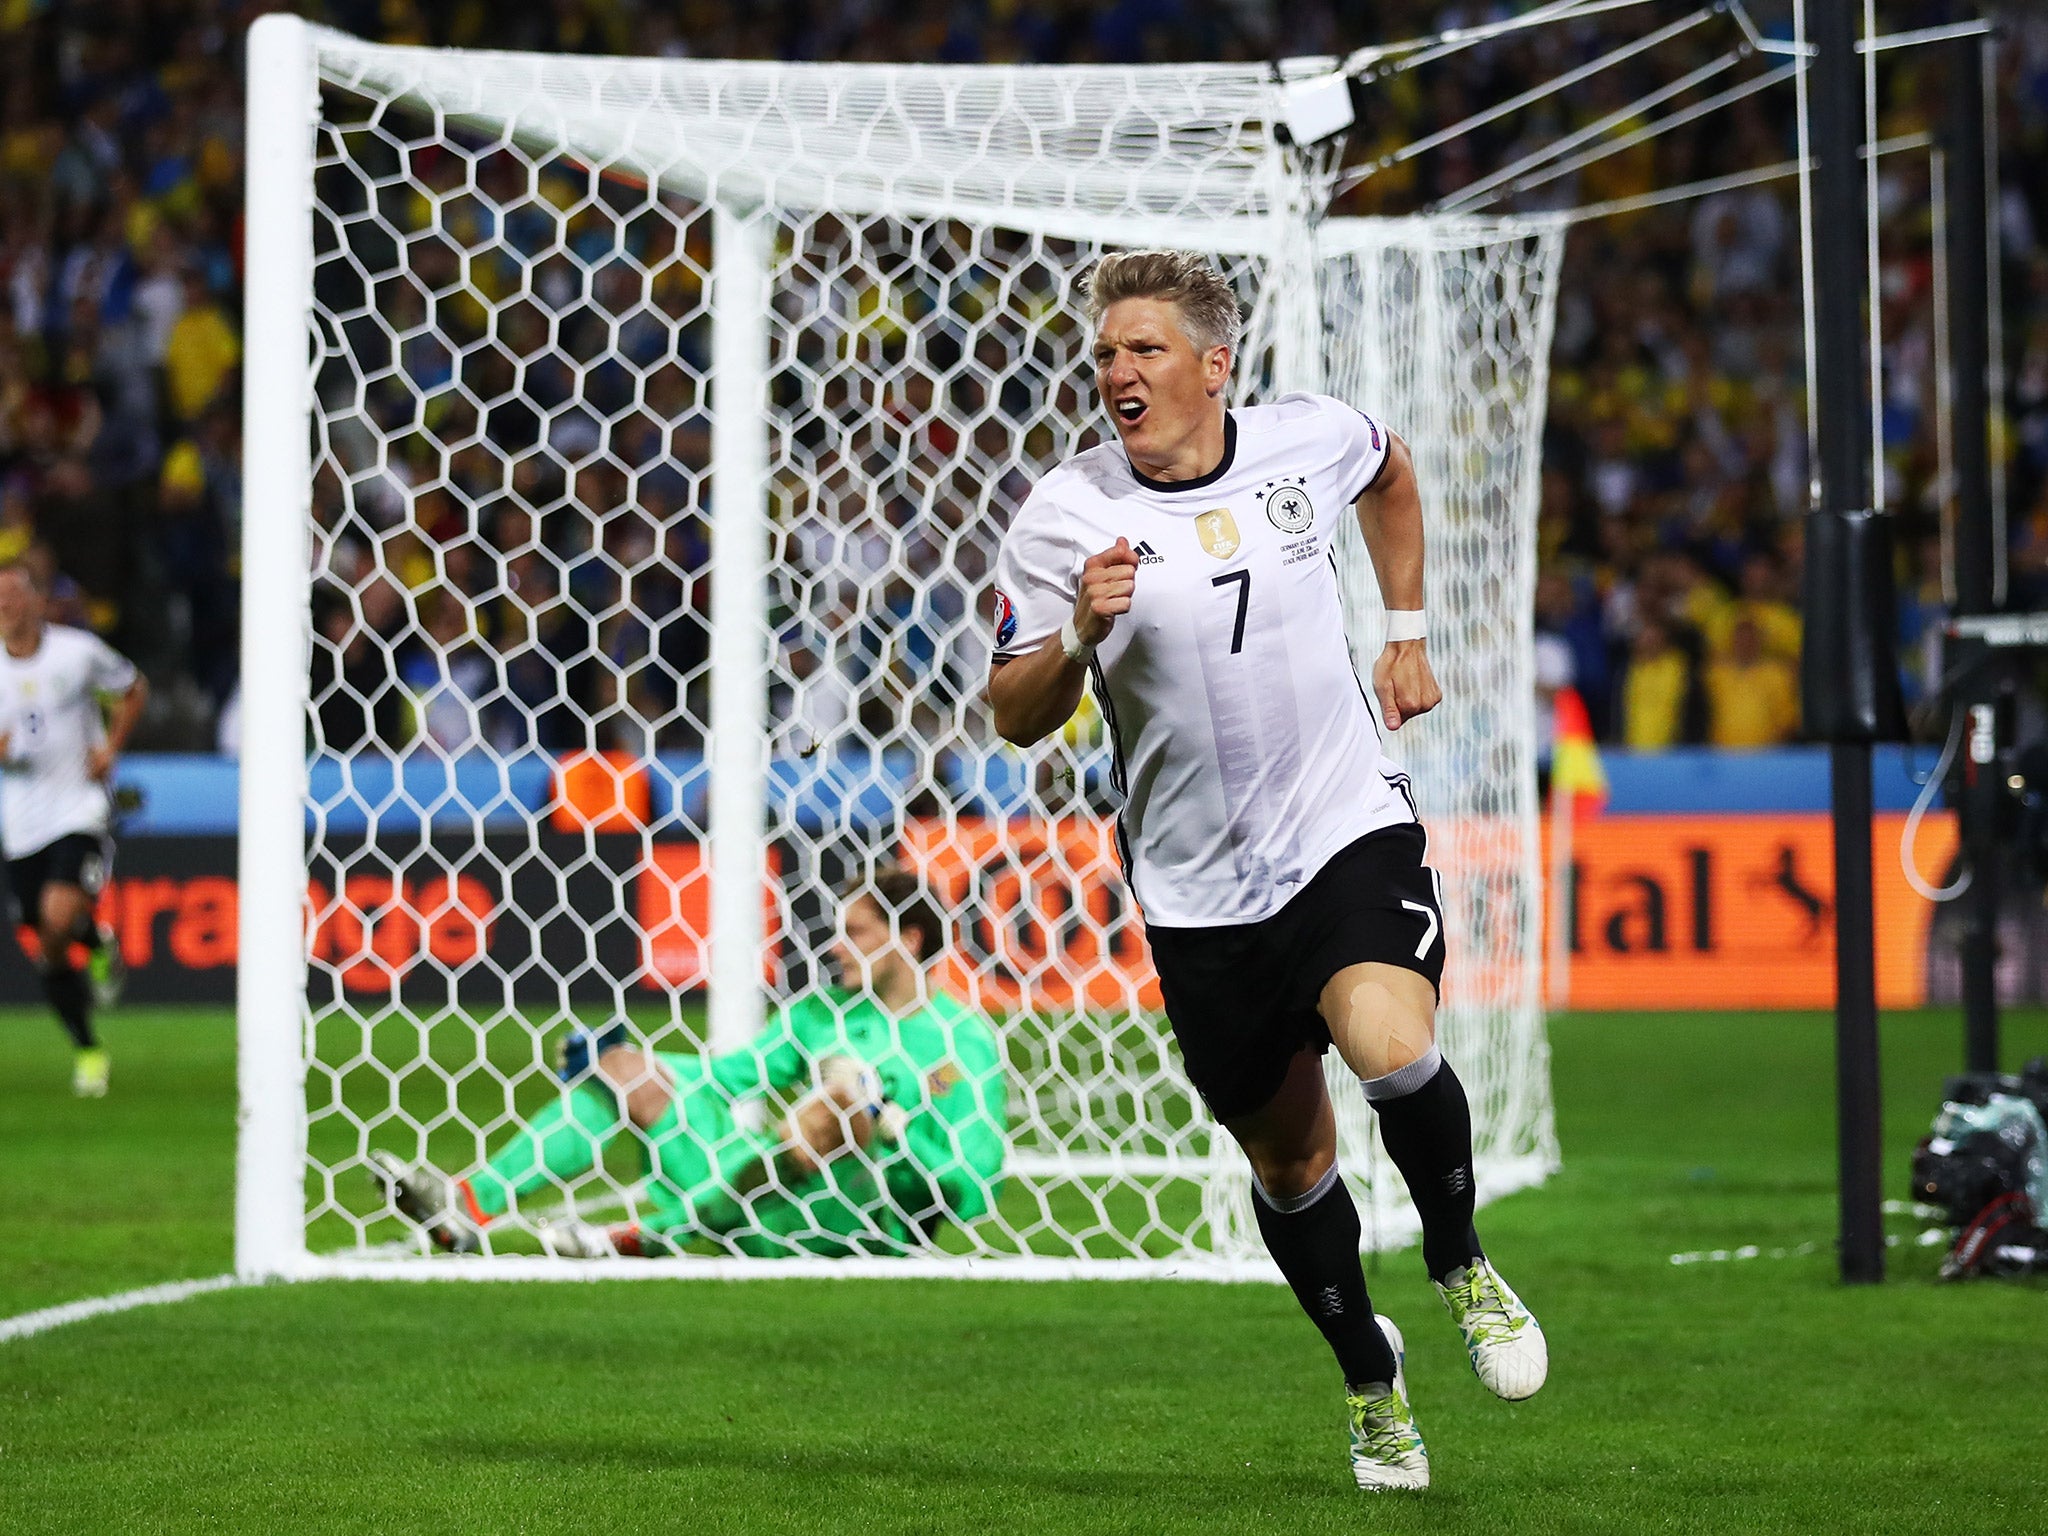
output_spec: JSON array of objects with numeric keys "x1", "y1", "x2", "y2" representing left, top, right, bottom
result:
[{"x1": 373, "y1": 871, "x2": 1007, "y2": 1258}]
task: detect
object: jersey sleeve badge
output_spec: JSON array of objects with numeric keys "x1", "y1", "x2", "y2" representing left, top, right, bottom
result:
[{"x1": 992, "y1": 589, "x2": 1019, "y2": 649}]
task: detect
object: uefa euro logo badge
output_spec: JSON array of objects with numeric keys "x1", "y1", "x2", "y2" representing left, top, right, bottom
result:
[
  {"x1": 1265, "y1": 485, "x2": 1314, "y2": 534},
  {"x1": 1196, "y1": 508, "x2": 1240, "y2": 559}
]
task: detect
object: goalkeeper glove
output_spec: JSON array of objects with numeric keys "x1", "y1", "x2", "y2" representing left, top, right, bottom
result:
[
  {"x1": 819, "y1": 1055, "x2": 907, "y2": 1145},
  {"x1": 555, "y1": 1021, "x2": 630, "y2": 1083}
]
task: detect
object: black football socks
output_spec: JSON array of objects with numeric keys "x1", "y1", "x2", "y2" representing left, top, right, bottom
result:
[
  {"x1": 42, "y1": 963, "x2": 96, "y2": 1051},
  {"x1": 1365, "y1": 1045, "x2": 1484, "y2": 1284},
  {"x1": 1252, "y1": 1162, "x2": 1400, "y2": 1391}
]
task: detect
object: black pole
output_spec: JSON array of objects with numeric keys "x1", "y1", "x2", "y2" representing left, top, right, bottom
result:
[
  {"x1": 1944, "y1": 31, "x2": 2002, "y2": 1074},
  {"x1": 1830, "y1": 745, "x2": 1882, "y2": 1271},
  {"x1": 1803, "y1": 0, "x2": 1897, "y2": 1285}
]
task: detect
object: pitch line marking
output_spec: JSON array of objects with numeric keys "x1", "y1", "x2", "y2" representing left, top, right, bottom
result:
[
  {"x1": 0, "y1": 1274, "x2": 241, "y2": 1344},
  {"x1": 1668, "y1": 1231, "x2": 1941, "y2": 1266}
]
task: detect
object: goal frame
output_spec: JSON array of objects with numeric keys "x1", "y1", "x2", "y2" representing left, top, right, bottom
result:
[
  {"x1": 235, "y1": 12, "x2": 1558, "y2": 1283},
  {"x1": 237, "y1": 13, "x2": 319, "y2": 1282}
]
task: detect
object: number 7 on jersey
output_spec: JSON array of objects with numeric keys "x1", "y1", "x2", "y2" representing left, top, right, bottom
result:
[{"x1": 1211, "y1": 570, "x2": 1251, "y2": 655}]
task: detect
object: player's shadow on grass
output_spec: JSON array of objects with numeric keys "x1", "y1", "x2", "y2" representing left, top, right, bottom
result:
[{"x1": 426, "y1": 1429, "x2": 1362, "y2": 1505}]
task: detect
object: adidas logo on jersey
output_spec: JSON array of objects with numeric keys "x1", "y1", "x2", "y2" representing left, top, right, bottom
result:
[{"x1": 1132, "y1": 541, "x2": 1165, "y2": 565}]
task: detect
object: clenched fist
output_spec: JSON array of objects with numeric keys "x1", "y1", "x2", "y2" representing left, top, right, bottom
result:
[
  {"x1": 1373, "y1": 639, "x2": 1442, "y2": 731},
  {"x1": 1074, "y1": 538, "x2": 1141, "y2": 646}
]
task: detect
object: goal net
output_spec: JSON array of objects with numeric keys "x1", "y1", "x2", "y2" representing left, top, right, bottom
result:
[{"x1": 237, "y1": 15, "x2": 1559, "y2": 1279}]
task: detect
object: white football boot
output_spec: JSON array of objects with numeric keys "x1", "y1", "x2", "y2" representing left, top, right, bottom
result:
[
  {"x1": 538, "y1": 1218, "x2": 619, "y2": 1259},
  {"x1": 1347, "y1": 1315, "x2": 1429, "y2": 1492},
  {"x1": 538, "y1": 1217, "x2": 665, "y2": 1258},
  {"x1": 1436, "y1": 1258, "x2": 1548, "y2": 1401},
  {"x1": 71, "y1": 1046, "x2": 111, "y2": 1098},
  {"x1": 369, "y1": 1150, "x2": 482, "y2": 1254}
]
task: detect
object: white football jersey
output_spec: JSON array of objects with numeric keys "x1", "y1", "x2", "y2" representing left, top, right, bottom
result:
[
  {"x1": 992, "y1": 393, "x2": 1415, "y2": 927},
  {"x1": 0, "y1": 624, "x2": 138, "y2": 859}
]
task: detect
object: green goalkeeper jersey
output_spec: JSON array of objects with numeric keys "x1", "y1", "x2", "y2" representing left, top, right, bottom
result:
[{"x1": 702, "y1": 987, "x2": 1009, "y2": 1233}]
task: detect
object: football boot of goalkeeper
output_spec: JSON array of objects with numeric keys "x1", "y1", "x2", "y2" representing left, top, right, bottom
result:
[
  {"x1": 1348, "y1": 1315, "x2": 1429, "y2": 1492},
  {"x1": 370, "y1": 1150, "x2": 483, "y2": 1254},
  {"x1": 1435, "y1": 1258, "x2": 1547, "y2": 1400},
  {"x1": 538, "y1": 1218, "x2": 671, "y2": 1259}
]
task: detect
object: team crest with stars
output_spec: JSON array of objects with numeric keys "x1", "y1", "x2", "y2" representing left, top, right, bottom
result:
[{"x1": 1257, "y1": 475, "x2": 1315, "y2": 534}]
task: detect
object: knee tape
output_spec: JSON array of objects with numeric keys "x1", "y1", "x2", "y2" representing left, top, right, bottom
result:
[{"x1": 1330, "y1": 973, "x2": 1437, "y2": 1079}]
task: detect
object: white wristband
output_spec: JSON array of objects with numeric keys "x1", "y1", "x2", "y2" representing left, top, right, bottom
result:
[
  {"x1": 1384, "y1": 609, "x2": 1427, "y2": 643},
  {"x1": 1060, "y1": 614, "x2": 1096, "y2": 664}
]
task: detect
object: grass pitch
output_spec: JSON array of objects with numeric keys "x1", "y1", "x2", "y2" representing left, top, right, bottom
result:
[{"x1": 3, "y1": 1005, "x2": 2045, "y2": 1534}]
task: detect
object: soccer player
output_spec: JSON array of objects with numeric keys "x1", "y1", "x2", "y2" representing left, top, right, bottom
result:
[
  {"x1": 0, "y1": 563, "x2": 145, "y2": 1097},
  {"x1": 986, "y1": 251, "x2": 1545, "y2": 1491},
  {"x1": 374, "y1": 870, "x2": 1008, "y2": 1258}
]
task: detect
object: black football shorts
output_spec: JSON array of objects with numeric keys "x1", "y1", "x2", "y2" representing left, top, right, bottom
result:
[
  {"x1": 8, "y1": 831, "x2": 111, "y2": 926},
  {"x1": 1146, "y1": 822, "x2": 1446, "y2": 1123}
]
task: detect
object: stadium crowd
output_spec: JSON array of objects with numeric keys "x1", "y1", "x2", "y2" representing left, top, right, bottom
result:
[{"x1": 2, "y1": 0, "x2": 2047, "y2": 759}]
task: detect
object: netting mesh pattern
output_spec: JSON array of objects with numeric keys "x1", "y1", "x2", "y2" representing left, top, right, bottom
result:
[
  {"x1": 311, "y1": 27, "x2": 1297, "y2": 229},
  {"x1": 1206, "y1": 223, "x2": 1567, "y2": 1256},
  {"x1": 285, "y1": 34, "x2": 1554, "y2": 1270}
]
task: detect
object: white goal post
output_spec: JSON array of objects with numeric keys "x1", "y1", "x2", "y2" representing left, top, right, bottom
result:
[{"x1": 236, "y1": 13, "x2": 1560, "y2": 1281}]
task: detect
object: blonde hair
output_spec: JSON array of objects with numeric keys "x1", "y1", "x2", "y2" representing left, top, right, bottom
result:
[{"x1": 1082, "y1": 250, "x2": 1242, "y2": 355}]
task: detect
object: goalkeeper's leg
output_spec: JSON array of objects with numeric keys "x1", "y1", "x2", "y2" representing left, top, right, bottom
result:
[
  {"x1": 718, "y1": 1184, "x2": 900, "y2": 1259},
  {"x1": 463, "y1": 1080, "x2": 624, "y2": 1219},
  {"x1": 539, "y1": 1051, "x2": 778, "y2": 1256},
  {"x1": 641, "y1": 1137, "x2": 902, "y2": 1259},
  {"x1": 373, "y1": 1029, "x2": 654, "y2": 1251},
  {"x1": 374, "y1": 1084, "x2": 619, "y2": 1253},
  {"x1": 530, "y1": 1044, "x2": 889, "y2": 1256},
  {"x1": 577, "y1": 1064, "x2": 882, "y2": 1256}
]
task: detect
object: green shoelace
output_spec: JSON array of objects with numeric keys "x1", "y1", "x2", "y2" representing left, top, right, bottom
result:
[
  {"x1": 1347, "y1": 1391, "x2": 1421, "y2": 1458},
  {"x1": 1444, "y1": 1268, "x2": 1527, "y2": 1346}
]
